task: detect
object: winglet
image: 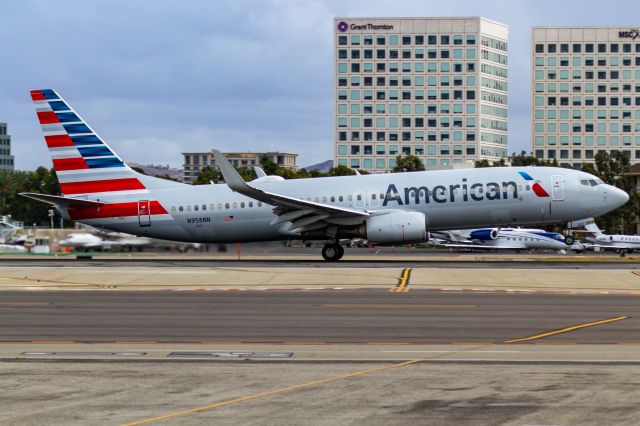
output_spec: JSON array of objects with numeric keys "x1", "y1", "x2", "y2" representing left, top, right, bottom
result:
[
  {"x1": 213, "y1": 150, "x2": 273, "y2": 205},
  {"x1": 253, "y1": 166, "x2": 267, "y2": 178},
  {"x1": 212, "y1": 150, "x2": 251, "y2": 193}
]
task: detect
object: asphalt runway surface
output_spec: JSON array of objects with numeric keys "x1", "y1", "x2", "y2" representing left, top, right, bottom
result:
[
  {"x1": 0, "y1": 290, "x2": 637, "y2": 344},
  {"x1": 1, "y1": 258, "x2": 639, "y2": 269}
]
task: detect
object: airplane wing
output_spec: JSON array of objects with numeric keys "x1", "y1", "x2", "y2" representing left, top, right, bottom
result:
[
  {"x1": 20, "y1": 193, "x2": 104, "y2": 208},
  {"x1": 213, "y1": 150, "x2": 369, "y2": 234}
]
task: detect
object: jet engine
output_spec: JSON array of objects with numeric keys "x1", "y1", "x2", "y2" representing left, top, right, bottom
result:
[
  {"x1": 358, "y1": 211, "x2": 427, "y2": 244},
  {"x1": 469, "y1": 228, "x2": 499, "y2": 241}
]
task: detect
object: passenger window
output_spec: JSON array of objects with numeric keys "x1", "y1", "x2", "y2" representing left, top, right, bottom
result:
[
  {"x1": 187, "y1": 205, "x2": 192, "y2": 212},
  {"x1": 233, "y1": 202, "x2": 238, "y2": 208},
  {"x1": 372, "y1": 194, "x2": 377, "y2": 200},
  {"x1": 357, "y1": 194, "x2": 362, "y2": 201},
  {"x1": 225, "y1": 203, "x2": 230, "y2": 209},
  {"x1": 322, "y1": 196, "x2": 327, "y2": 202},
  {"x1": 331, "y1": 196, "x2": 335, "y2": 202},
  {"x1": 217, "y1": 203, "x2": 222, "y2": 209},
  {"x1": 380, "y1": 193, "x2": 385, "y2": 199},
  {"x1": 178, "y1": 206, "x2": 183, "y2": 212},
  {"x1": 240, "y1": 202, "x2": 245, "y2": 208},
  {"x1": 171, "y1": 206, "x2": 176, "y2": 212},
  {"x1": 526, "y1": 185, "x2": 531, "y2": 191},
  {"x1": 258, "y1": 202, "x2": 262, "y2": 207},
  {"x1": 194, "y1": 205, "x2": 199, "y2": 211},
  {"x1": 339, "y1": 196, "x2": 344, "y2": 202},
  {"x1": 314, "y1": 197, "x2": 319, "y2": 202},
  {"x1": 348, "y1": 195, "x2": 353, "y2": 201},
  {"x1": 202, "y1": 204, "x2": 206, "y2": 211},
  {"x1": 210, "y1": 204, "x2": 215, "y2": 210},
  {"x1": 249, "y1": 201, "x2": 253, "y2": 207}
]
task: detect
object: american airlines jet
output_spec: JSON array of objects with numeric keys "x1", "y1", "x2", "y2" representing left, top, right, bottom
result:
[{"x1": 22, "y1": 89, "x2": 629, "y2": 261}]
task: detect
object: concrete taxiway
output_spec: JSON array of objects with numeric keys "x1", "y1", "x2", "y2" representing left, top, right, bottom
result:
[{"x1": 1, "y1": 254, "x2": 640, "y2": 425}]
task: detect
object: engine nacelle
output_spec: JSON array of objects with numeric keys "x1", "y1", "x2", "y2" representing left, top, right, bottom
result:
[
  {"x1": 363, "y1": 211, "x2": 427, "y2": 244},
  {"x1": 469, "y1": 228, "x2": 499, "y2": 241}
]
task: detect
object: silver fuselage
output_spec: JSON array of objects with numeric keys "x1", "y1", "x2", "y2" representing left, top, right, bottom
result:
[{"x1": 68, "y1": 167, "x2": 628, "y2": 244}]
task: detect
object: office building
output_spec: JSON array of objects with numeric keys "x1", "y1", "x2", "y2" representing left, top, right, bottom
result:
[
  {"x1": 334, "y1": 17, "x2": 508, "y2": 172},
  {"x1": 182, "y1": 151, "x2": 298, "y2": 183},
  {"x1": 0, "y1": 122, "x2": 14, "y2": 172},
  {"x1": 532, "y1": 27, "x2": 640, "y2": 167}
]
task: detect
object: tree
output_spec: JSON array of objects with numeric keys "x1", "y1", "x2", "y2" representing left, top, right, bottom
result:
[
  {"x1": 194, "y1": 165, "x2": 221, "y2": 185},
  {"x1": 236, "y1": 167, "x2": 257, "y2": 181},
  {"x1": 327, "y1": 165, "x2": 356, "y2": 176},
  {"x1": 0, "y1": 167, "x2": 61, "y2": 226},
  {"x1": 259, "y1": 155, "x2": 279, "y2": 175},
  {"x1": 393, "y1": 155, "x2": 425, "y2": 172},
  {"x1": 510, "y1": 151, "x2": 540, "y2": 167},
  {"x1": 584, "y1": 151, "x2": 637, "y2": 234},
  {"x1": 474, "y1": 159, "x2": 491, "y2": 168}
]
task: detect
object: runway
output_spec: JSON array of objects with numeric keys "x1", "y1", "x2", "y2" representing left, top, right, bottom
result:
[
  {"x1": 2, "y1": 257, "x2": 640, "y2": 269},
  {"x1": 0, "y1": 290, "x2": 637, "y2": 344}
]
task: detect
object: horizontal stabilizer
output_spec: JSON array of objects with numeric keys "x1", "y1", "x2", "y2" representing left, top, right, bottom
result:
[{"x1": 20, "y1": 192, "x2": 104, "y2": 208}]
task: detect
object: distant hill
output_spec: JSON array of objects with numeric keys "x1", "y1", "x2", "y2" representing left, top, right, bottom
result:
[
  {"x1": 302, "y1": 160, "x2": 333, "y2": 173},
  {"x1": 129, "y1": 163, "x2": 182, "y2": 181}
]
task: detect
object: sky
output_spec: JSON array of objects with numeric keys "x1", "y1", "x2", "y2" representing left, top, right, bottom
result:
[{"x1": 1, "y1": 0, "x2": 639, "y2": 170}]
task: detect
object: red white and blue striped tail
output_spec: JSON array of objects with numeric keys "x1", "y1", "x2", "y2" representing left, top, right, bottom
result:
[{"x1": 30, "y1": 89, "x2": 149, "y2": 198}]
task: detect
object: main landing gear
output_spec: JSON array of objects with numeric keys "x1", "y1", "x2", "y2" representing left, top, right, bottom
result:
[{"x1": 322, "y1": 242, "x2": 344, "y2": 261}]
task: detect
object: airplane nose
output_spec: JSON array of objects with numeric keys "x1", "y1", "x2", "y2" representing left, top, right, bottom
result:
[{"x1": 609, "y1": 185, "x2": 629, "y2": 208}]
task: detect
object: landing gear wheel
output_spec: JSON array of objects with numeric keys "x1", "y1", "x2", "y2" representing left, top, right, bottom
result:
[
  {"x1": 564, "y1": 235, "x2": 575, "y2": 246},
  {"x1": 322, "y1": 243, "x2": 344, "y2": 261}
]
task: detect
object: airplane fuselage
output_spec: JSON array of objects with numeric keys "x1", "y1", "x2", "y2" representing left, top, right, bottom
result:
[{"x1": 67, "y1": 167, "x2": 623, "y2": 244}]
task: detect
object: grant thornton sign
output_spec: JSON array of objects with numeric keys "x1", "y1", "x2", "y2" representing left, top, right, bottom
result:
[{"x1": 337, "y1": 21, "x2": 394, "y2": 32}]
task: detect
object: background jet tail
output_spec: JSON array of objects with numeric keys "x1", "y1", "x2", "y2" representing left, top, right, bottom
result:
[
  {"x1": 30, "y1": 89, "x2": 184, "y2": 198},
  {"x1": 568, "y1": 217, "x2": 602, "y2": 235}
]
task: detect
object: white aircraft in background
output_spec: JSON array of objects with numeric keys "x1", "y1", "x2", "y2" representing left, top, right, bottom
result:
[
  {"x1": 569, "y1": 218, "x2": 640, "y2": 252},
  {"x1": 430, "y1": 228, "x2": 583, "y2": 252},
  {"x1": 21, "y1": 89, "x2": 629, "y2": 261},
  {"x1": 58, "y1": 231, "x2": 151, "y2": 251}
]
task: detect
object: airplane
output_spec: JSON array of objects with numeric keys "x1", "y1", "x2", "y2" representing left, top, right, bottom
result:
[
  {"x1": 430, "y1": 227, "x2": 584, "y2": 252},
  {"x1": 569, "y1": 218, "x2": 640, "y2": 252},
  {"x1": 21, "y1": 89, "x2": 629, "y2": 261},
  {"x1": 58, "y1": 231, "x2": 151, "y2": 251}
]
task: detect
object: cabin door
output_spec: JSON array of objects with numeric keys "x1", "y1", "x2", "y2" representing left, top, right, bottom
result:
[
  {"x1": 551, "y1": 175, "x2": 564, "y2": 201},
  {"x1": 138, "y1": 200, "x2": 151, "y2": 227}
]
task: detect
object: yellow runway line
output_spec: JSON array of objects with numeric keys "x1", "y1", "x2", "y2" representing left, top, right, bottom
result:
[
  {"x1": 121, "y1": 358, "x2": 423, "y2": 426},
  {"x1": 389, "y1": 268, "x2": 412, "y2": 293},
  {"x1": 504, "y1": 316, "x2": 629, "y2": 343}
]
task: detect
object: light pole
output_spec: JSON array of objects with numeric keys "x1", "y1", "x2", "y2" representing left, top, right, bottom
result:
[{"x1": 48, "y1": 209, "x2": 54, "y2": 229}]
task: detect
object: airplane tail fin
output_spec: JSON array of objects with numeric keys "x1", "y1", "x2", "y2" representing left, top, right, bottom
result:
[
  {"x1": 584, "y1": 219, "x2": 603, "y2": 235},
  {"x1": 568, "y1": 217, "x2": 602, "y2": 235},
  {"x1": 30, "y1": 89, "x2": 184, "y2": 198}
]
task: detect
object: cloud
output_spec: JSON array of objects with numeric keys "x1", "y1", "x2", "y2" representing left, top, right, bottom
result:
[{"x1": 1, "y1": 0, "x2": 639, "y2": 170}]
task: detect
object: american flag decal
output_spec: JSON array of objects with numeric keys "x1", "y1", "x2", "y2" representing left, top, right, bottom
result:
[{"x1": 224, "y1": 215, "x2": 234, "y2": 221}]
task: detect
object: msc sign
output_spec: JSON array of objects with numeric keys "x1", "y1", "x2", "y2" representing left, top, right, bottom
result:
[{"x1": 618, "y1": 29, "x2": 640, "y2": 40}]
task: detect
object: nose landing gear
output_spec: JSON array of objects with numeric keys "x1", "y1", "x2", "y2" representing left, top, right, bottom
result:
[{"x1": 321, "y1": 242, "x2": 344, "y2": 261}]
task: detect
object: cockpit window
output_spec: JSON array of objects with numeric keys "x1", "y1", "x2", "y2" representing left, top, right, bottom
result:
[
  {"x1": 589, "y1": 179, "x2": 598, "y2": 186},
  {"x1": 580, "y1": 179, "x2": 589, "y2": 186}
]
